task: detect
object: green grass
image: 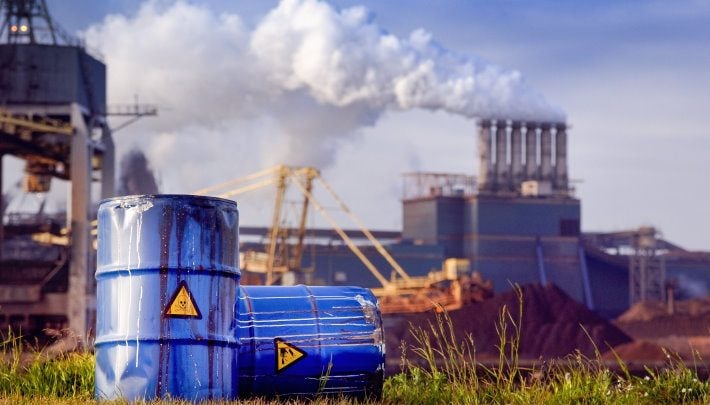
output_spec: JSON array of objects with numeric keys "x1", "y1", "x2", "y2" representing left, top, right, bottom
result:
[
  {"x1": 0, "y1": 332, "x2": 94, "y2": 401},
  {"x1": 384, "y1": 286, "x2": 710, "y2": 404},
  {"x1": 2, "y1": 289, "x2": 709, "y2": 404}
]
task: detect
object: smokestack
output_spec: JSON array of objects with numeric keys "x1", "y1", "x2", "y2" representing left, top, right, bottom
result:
[
  {"x1": 525, "y1": 122, "x2": 538, "y2": 180},
  {"x1": 118, "y1": 148, "x2": 160, "y2": 196},
  {"x1": 495, "y1": 120, "x2": 509, "y2": 189},
  {"x1": 539, "y1": 122, "x2": 552, "y2": 181},
  {"x1": 478, "y1": 119, "x2": 493, "y2": 192},
  {"x1": 554, "y1": 123, "x2": 568, "y2": 191},
  {"x1": 510, "y1": 121, "x2": 523, "y2": 189}
]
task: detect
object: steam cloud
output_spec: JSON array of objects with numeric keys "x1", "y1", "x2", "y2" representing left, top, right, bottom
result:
[
  {"x1": 117, "y1": 148, "x2": 160, "y2": 196},
  {"x1": 251, "y1": 0, "x2": 564, "y2": 121},
  {"x1": 84, "y1": 0, "x2": 563, "y2": 194}
]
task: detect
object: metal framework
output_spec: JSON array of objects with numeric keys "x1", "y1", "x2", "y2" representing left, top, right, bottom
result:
[
  {"x1": 197, "y1": 165, "x2": 494, "y2": 313},
  {"x1": 401, "y1": 172, "x2": 477, "y2": 201},
  {"x1": 0, "y1": 1, "x2": 102, "y2": 338},
  {"x1": 629, "y1": 227, "x2": 666, "y2": 304},
  {"x1": 1, "y1": 0, "x2": 54, "y2": 44},
  {"x1": 583, "y1": 227, "x2": 667, "y2": 304}
]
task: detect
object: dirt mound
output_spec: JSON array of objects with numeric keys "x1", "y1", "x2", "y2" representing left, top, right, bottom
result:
[
  {"x1": 602, "y1": 340, "x2": 676, "y2": 362},
  {"x1": 617, "y1": 297, "x2": 710, "y2": 323},
  {"x1": 617, "y1": 301, "x2": 667, "y2": 323},
  {"x1": 385, "y1": 283, "x2": 632, "y2": 362}
]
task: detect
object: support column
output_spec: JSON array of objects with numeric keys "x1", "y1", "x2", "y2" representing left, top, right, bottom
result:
[
  {"x1": 100, "y1": 124, "x2": 115, "y2": 199},
  {"x1": 68, "y1": 103, "x2": 91, "y2": 338}
]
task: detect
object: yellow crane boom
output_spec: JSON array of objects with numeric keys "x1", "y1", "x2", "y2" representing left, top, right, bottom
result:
[{"x1": 193, "y1": 165, "x2": 493, "y2": 312}]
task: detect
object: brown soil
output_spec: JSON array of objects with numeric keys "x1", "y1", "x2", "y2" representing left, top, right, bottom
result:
[
  {"x1": 602, "y1": 340, "x2": 675, "y2": 362},
  {"x1": 384, "y1": 283, "x2": 632, "y2": 363},
  {"x1": 617, "y1": 301, "x2": 668, "y2": 323},
  {"x1": 614, "y1": 316, "x2": 710, "y2": 340},
  {"x1": 652, "y1": 336, "x2": 710, "y2": 359},
  {"x1": 617, "y1": 298, "x2": 710, "y2": 323}
]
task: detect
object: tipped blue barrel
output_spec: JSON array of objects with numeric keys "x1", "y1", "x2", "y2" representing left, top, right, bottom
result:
[
  {"x1": 94, "y1": 195, "x2": 240, "y2": 401},
  {"x1": 237, "y1": 285, "x2": 385, "y2": 398}
]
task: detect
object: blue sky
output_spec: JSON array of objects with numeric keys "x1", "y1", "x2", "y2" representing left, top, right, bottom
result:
[{"x1": 41, "y1": 0, "x2": 710, "y2": 250}]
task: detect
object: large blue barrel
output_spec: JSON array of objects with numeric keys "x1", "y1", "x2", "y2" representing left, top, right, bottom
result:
[
  {"x1": 94, "y1": 195, "x2": 240, "y2": 401},
  {"x1": 237, "y1": 285, "x2": 385, "y2": 398}
]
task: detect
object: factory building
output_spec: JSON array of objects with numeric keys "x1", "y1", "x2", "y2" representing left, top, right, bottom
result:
[
  {"x1": 238, "y1": 119, "x2": 710, "y2": 319},
  {"x1": 402, "y1": 120, "x2": 590, "y2": 305}
]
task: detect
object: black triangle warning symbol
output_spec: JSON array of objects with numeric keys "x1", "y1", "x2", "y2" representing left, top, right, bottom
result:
[
  {"x1": 274, "y1": 338, "x2": 307, "y2": 373},
  {"x1": 164, "y1": 281, "x2": 202, "y2": 319}
]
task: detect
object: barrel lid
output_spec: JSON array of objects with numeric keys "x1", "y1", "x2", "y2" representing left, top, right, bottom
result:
[{"x1": 99, "y1": 194, "x2": 237, "y2": 208}]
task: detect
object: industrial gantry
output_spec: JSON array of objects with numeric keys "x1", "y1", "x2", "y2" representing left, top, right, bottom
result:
[{"x1": 0, "y1": 0, "x2": 157, "y2": 339}]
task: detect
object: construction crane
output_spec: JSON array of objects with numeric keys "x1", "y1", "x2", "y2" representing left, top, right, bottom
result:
[{"x1": 196, "y1": 165, "x2": 493, "y2": 314}]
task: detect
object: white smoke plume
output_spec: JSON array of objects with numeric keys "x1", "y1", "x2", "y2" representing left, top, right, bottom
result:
[
  {"x1": 84, "y1": 0, "x2": 563, "y2": 195},
  {"x1": 251, "y1": 0, "x2": 564, "y2": 121}
]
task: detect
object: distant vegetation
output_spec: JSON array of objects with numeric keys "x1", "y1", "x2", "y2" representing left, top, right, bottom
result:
[{"x1": 2, "y1": 293, "x2": 709, "y2": 404}]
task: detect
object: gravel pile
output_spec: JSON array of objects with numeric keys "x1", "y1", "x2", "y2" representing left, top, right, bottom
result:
[{"x1": 385, "y1": 283, "x2": 632, "y2": 362}]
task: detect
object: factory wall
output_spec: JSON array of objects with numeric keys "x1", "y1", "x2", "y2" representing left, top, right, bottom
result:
[
  {"x1": 461, "y1": 195, "x2": 585, "y2": 301},
  {"x1": 467, "y1": 195, "x2": 581, "y2": 237},
  {"x1": 584, "y1": 249, "x2": 629, "y2": 318},
  {"x1": 402, "y1": 196, "x2": 465, "y2": 257},
  {"x1": 241, "y1": 242, "x2": 445, "y2": 288},
  {"x1": 402, "y1": 193, "x2": 587, "y2": 301},
  {"x1": 467, "y1": 235, "x2": 585, "y2": 301},
  {"x1": 0, "y1": 44, "x2": 106, "y2": 114}
]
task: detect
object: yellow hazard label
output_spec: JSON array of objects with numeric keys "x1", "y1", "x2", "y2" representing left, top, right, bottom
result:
[
  {"x1": 274, "y1": 338, "x2": 307, "y2": 373},
  {"x1": 164, "y1": 281, "x2": 201, "y2": 319}
]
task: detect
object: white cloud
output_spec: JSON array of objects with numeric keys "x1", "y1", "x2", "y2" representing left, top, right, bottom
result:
[{"x1": 78, "y1": 0, "x2": 563, "y2": 222}]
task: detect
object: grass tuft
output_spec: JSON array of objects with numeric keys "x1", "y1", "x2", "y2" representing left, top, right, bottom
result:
[
  {"x1": 387, "y1": 285, "x2": 710, "y2": 404},
  {"x1": 0, "y1": 329, "x2": 94, "y2": 400},
  {"x1": 2, "y1": 288, "x2": 710, "y2": 404}
]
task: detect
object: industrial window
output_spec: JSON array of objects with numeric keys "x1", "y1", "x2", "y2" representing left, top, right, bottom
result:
[{"x1": 560, "y1": 219, "x2": 580, "y2": 236}]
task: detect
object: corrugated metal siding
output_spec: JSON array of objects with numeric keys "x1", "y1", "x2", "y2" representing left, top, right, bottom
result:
[
  {"x1": 403, "y1": 197, "x2": 465, "y2": 258},
  {"x1": 402, "y1": 199, "x2": 438, "y2": 242},
  {"x1": 471, "y1": 236, "x2": 584, "y2": 301},
  {"x1": 473, "y1": 197, "x2": 580, "y2": 237},
  {"x1": 474, "y1": 258, "x2": 539, "y2": 291},
  {"x1": 464, "y1": 197, "x2": 585, "y2": 303},
  {"x1": 0, "y1": 44, "x2": 106, "y2": 113},
  {"x1": 586, "y1": 252, "x2": 629, "y2": 318},
  {"x1": 241, "y1": 242, "x2": 445, "y2": 288},
  {"x1": 435, "y1": 198, "x2": 464, "y2": 257}
]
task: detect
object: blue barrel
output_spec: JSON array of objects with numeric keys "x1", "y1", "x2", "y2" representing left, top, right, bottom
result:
[
  {"x1": 94, "y1": 195, "x2": 240, "y2": 401},
  {"x1": 237, "y1": 285, "x2": 385, "y2": 398}
]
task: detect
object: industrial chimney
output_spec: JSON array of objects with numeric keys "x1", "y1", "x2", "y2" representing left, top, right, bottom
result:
[
  {"x1": 495, "y1": 120, "x2": 509, "y2": 189},
  {"x1": 554, "y1": 123, "x2": 568, "y2": 191},
  {"x1": 525, "y1": 122, "x2": 538, "y2": 180},
  {"x1": 479, "y1": 118, "x2": 569, "y2": 197},
  {"x1": 477, "y1": 119, "x2": 493, "y2": 192},
  {"x1": 539, "y1": 123, "x2": 552, "y2": 182},
  {"x1": 510, "y1": 121, "x2": 523, "y2": 190}
]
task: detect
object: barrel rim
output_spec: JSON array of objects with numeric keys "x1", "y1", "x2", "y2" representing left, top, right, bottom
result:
[{"x1": 99, "y1": 194, "x2": 238, "y2": 208}]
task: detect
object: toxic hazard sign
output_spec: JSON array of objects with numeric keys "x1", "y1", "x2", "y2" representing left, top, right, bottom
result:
[
  {"x1": 164, "y1": 281, "x2": 202, "y2": 319},
  {"x1": 274, "y1": 338, "x2": 306, "y2": 373}
]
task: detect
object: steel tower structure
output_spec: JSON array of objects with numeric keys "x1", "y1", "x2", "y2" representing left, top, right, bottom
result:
[{"x1": 0, "y1": 0, "x2": 113, "y2": 338}]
